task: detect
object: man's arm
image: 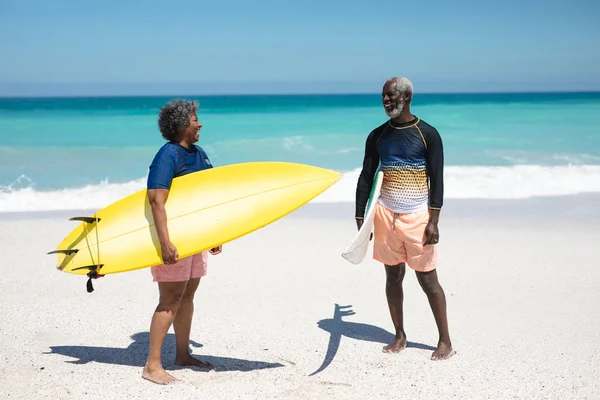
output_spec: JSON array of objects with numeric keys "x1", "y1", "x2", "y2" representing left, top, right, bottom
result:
[
  {"x1": 355, "y1": 130, "x2": 380, "y2": 228},
  {"x1": 424, "y1": 127, "x2": 444, "y2": 244},
  {"x1": 425, "y1": 127, "x2": 444, "y2": 212}
]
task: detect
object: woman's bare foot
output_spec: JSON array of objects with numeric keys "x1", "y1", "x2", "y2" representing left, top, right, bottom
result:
[
  {"x1": 175, "y1": 354, "x2": 213, "y2": 370},
  {"x1": 142, "y1": 364, "x2": 180, "y2": 385},
  {"x1": 382, "y1": 335, "x2": 407, "y2": 353},
  {"x1": 431, "y1": 341, "x2": 455, "y2": 360}
]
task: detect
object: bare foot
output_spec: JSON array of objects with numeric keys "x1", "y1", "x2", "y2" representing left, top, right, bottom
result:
[
  {"x1": 431, "y1": 341, "x2": 455, "y2": 361},
  {"x1": 382, "y1": 335, "x2": 407, "y2": 353},
  {"x1": 142, "y1": 365, "x2": 180, "y2": 385},
  {"x1": 175, "y1": 354, "x2": 213, "y2": 370}
]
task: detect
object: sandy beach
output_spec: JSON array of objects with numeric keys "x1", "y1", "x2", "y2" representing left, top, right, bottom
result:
[{"x1": 0, "y1": 195, "x2": 599, "y2": 399}]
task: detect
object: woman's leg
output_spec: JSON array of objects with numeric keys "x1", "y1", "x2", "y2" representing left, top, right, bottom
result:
[
  {"x1": 173, "y1": 277, "x2": 211, "y2": 368},
  {"x1": 143, "y1": 281, "x2": 188, "y2": 385}
]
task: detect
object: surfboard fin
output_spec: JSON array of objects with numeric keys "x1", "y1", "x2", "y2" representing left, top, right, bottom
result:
[
  {"x1": 69, "y1": 217, "x2": 101, "y2": 224},
  {"x1": 47, "y1": 249, "x2": 79, "y2": 255},
  {"x1": 85, "y1": 270, "x2": 105, "y2": 293},
  {"x1": 66, "y1": 217, "x2": 102, "y2": 292},
  {"x1": 71, "y1": 264, "x2": 105, "y2": 293},
  {"x1": 71, "y1": 264, "x2": 104, "y2": 272}
]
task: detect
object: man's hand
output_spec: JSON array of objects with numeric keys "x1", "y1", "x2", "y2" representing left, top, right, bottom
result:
[
  {"x1": 161, "y1": 241, "x2": 179, "y2": 264},
  {"x1": 423, "y1": 221, "x2": 439, "y2": 246},
  {"x1": 423, "y1": 209, "x2": 441, "y2": 246},
  {"x1": 356, "y1": 218, "x2": 363, "y2": 231},
  {"x1": 356, "y1": 218, "x2": 373, "y2": 241},
  {"x1": 209, "y1": 245, "x2": 222, "y2": 255}
]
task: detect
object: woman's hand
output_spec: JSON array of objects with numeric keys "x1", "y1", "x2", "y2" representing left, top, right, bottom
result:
[{"x1": 161, "y1": 241, "x2": 179, "y2": 264}]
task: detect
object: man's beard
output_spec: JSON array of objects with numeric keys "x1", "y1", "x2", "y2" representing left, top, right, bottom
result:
[{"x1": 385, "y1": 101, "x2": 405, "y2": 118}]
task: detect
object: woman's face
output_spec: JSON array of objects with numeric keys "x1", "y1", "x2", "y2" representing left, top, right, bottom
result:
[{"x1": 182, "y1": 113, "x2": 202, "y2": 143}]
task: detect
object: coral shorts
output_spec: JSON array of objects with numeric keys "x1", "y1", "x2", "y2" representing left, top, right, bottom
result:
[
  {"x1": 373, "y1": 203, "x2": 437, "y2": 272},
  {"x1": 150, "y1": 251, "x2": 209, "y2": 283}
]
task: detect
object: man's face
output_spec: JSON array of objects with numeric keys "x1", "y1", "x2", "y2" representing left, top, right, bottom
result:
[{"x1": 382, "y1": 81, "x2": 405, "y2": 118}]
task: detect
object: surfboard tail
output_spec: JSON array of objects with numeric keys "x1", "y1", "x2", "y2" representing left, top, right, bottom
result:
[{"x1": 50, "y1": 214, "x2": 104, "y2": 293}]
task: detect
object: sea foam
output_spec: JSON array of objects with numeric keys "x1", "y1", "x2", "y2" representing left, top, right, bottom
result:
[{"x1": 1, "y1": 165, "x2": 600, "y2": 212}]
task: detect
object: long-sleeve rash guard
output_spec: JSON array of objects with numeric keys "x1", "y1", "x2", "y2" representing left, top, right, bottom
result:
[{"x1": 355, "y1": 116, "x2": 444, "y2": 219}]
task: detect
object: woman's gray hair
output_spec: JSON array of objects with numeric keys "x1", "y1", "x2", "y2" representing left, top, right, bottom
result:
[{"x1": 157, "y1": 99, "x2": 199, "y2": 141}]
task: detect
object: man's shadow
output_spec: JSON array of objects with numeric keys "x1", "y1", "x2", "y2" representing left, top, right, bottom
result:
[
  {"x1": 310, "y1": 303, "x2": 436, "y2": 376},
  {"x1": 44, "y1": 332, "x2": 283, "y2": 372}
]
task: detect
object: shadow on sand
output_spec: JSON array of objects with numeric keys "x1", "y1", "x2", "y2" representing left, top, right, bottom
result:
[
  {"x1": 45, "y1": 331, "x2": 284, "y2": 372},
  {"x1": 310, "y1": 303, "x2": 436, "y2": 376}
]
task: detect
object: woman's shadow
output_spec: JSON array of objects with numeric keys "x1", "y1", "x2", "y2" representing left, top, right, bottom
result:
[
  {"x1": 44, "y1": 332, "x2": 283, "y2": 372},
  {"x1": 310, "y1": 303, "x2": 436, "y2": 376}
]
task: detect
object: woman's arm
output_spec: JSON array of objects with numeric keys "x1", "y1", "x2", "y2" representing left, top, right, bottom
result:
[{"x1": 148, "y1": 188, "x2": 178, "y2": 264}]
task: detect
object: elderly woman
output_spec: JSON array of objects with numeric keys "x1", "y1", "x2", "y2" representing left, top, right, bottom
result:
[{"x1": 143, "y1": 99, "x2": 222, "y2": 385}]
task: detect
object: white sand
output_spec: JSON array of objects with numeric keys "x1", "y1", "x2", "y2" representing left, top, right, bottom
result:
[{"x1": 0, "y1": 196, "x2": 599, "y2": 399}]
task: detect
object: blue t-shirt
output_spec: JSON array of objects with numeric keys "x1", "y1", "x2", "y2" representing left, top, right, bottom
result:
[{"x1": 147, "y1": 142, "x2": 213, "y2": 190}]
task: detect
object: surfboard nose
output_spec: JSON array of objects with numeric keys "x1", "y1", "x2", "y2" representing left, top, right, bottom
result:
[
  {"x1": 284, "y1": 163, "x2": 343, "y2": 193},
  {"x1": 311, "y1": 166, "x2": 343, "y2": 184}
]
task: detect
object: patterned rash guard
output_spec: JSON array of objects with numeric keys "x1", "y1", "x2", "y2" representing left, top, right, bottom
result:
[{"x1": 355, "y1": 116, "x2": 444, "y2": 218}]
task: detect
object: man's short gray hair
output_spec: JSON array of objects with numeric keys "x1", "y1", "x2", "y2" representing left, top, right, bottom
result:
[
  {"x1": 390, "y1": 76, "x2": 414, "y2": 97},
  {"x1": 157, "y1": 99, "x2": 199, "y2": 141}
]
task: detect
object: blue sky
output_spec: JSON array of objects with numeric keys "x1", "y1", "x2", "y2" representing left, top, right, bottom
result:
[{"x1": 1, "y1": 0, "x2": 599, "y2": 95}]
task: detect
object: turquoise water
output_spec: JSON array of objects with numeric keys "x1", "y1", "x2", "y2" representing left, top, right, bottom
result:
[{"x1": 1, "y1": 92, "x2": 600, "y2": 211}]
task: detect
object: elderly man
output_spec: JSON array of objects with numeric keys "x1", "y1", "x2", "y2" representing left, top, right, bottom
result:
[{"x1": 355, "y1": 77, "x2": 454, "y2": 360}]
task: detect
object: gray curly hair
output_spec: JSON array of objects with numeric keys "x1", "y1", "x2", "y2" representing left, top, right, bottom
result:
[
  {"x1": 157, "y1": 99, "x2": 199, "y2": 141},
  {"x1": 389, "y1": 76, "x2": 414, "y2": 98}
]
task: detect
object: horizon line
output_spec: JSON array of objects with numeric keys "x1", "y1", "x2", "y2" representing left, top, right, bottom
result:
[
  {"x1": 2, "y1": 81, "x2": 600, "y2": 99},
  {"x1": 2, "y1": 89, "x2": 600, "y2": 99}
]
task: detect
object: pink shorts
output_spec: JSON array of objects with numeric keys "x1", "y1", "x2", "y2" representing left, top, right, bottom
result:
[
  {"x1": 373, "y1": 203, "x2": 437, "y2": 272},
  {"x1": 150, "y1": 251, "x2": 209, "y2": 282}
]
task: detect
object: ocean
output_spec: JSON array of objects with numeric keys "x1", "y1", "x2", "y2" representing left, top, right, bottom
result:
[{"x1": 1, "y1": 92, "x2": 600, "y2": 212}]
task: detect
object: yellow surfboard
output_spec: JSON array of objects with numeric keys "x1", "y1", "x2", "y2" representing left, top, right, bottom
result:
[{"x1": 50, "y1": 161, "x2": 341, "y2": 283}]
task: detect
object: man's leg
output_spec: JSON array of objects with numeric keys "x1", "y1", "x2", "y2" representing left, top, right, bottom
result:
[
  {"x1": 143, "y1": 281, "x2": 188, "y2": 384},
  {"x1": 383, "y1": 262, "x2": 407, "y2": 353},
  {"x1": 174, "y1": 277, "x2": 211, "y2": 368},
  {"x1": 415, "y1": 269, "x2": 455, "y2": 360}
]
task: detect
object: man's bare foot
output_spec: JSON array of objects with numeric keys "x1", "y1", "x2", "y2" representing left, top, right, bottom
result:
[
  {"x1": 142, "y1": 365, "x2": 180, "y2": 385},
  {"x1": 431, "y1": 341, "x2": 455, "y2": 361},
  {"x1": 175, "y1": 354, "x2": 213, "y2": 370},
  {"x1": 382, "y1": 335, "x2": 407, "y2": 353}
]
